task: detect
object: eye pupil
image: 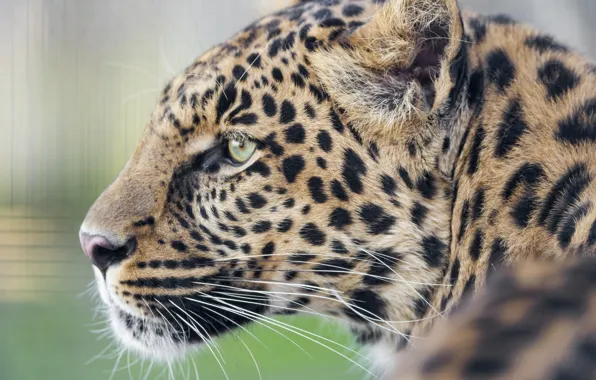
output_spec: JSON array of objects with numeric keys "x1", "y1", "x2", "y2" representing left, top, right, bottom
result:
[{"x1": 228, "y1": 139, "x2": 256, "y2": 164}]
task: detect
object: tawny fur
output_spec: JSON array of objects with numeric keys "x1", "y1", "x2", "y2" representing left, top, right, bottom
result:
[{"x1": 79, "y1": 0, "x2": 596, "y2": 378}]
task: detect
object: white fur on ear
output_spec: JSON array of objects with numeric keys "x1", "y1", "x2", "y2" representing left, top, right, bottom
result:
[{"x1": 311, "y1": 0, "x2": 464, "y2": 144}]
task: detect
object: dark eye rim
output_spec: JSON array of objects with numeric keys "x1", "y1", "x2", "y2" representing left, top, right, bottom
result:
[{"x1": 175, "y1": 137, "x2": 264, "y2": 178}]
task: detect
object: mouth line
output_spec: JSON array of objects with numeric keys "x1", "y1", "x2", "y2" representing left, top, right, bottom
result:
[{"x1": 110, "y1": 288, "x2": 270, "y2": 356}]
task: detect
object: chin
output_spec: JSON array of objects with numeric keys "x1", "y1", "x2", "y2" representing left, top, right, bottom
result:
[{"x1": 108, "y1": 305, "x2": 196, "y2": 363}]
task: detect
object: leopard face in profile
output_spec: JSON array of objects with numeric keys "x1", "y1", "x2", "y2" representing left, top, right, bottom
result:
[{"x1": 79, "y1": 0, "x2": 596, "y2": 378}]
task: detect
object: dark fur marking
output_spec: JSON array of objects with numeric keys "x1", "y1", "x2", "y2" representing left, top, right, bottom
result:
[
  {"x1": 358, "y1": 203, "x2": 396, "y2": 235},
  {"x1": 538, "y1": 60, "x2": 579, "y2": 100},
  {"x1": 471, "y1": 187, "x2": 486, "y2": 221},
  {"x1": 411, "y1": 202, "x2": 429, "y2": 226},
  {"x1": 525, "y1": 35, "x2": 569, "y2": 53},
  {"x1": 495, "y1": 99, "x2": 527, "y2": 157},
  {"x1": 421, "y1": 235, "x2": 447, "y2": 268},
  {"x1": 342, "y1": 149, "x2": 367, "y2": 194},
  {"x1": 488, "y1": 238, "x2": 507, "y2": 272},
  {"x1": 538, "y1": 163, "x2": 591, "y2": 233},
  {"x1": 486, "y1": 49, "x2": 515, "y2": 93},
  {"x1": 469, "y1": 229, "x2": 484, "y2": 262},
  {"x1": 502, "y1": 163, "x2": 545, "y2": 200},
  {"x1": 282, "y1": 155, "x2": 306, "y2": 183},
  {"x1": 329, "y1": 207, "x2": 353, "y2": 229},
  {"x1": 313, "y1": 259, "x2": 354, "y2": 277},
  {"x1": 299, "y1": 223, "x2": 326, "y2": 246},
  {"x1": 557, "y1": 98, "x2": 596, "y2": 144},
  {"x1": 468, "y1": 125, "x2": 485, "y2": 175},
  {"x1": 344, "y1": 289, "x2": 387, "y2": 322},
  {"x1": 511, "y1": 191, "x2": 538, "y2": 228},
  {"x1": 558, "y1": 202, "x2": 590, "y2": 249},
  {"x1": 308, "y1": 176, "x2": 328, "y2": 203}
]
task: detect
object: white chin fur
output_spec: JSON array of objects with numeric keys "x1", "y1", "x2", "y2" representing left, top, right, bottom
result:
[
  {"x1": 92, "y1": 269, "x2": 196, "y2": 363},
  {"x1": 108, "y1": 305, "x2": 195, "y2": 363}
]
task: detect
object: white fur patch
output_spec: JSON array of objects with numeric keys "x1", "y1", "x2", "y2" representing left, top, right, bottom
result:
[{"x1": 365, "y1": 340, "x2": 403, "y2": 379}]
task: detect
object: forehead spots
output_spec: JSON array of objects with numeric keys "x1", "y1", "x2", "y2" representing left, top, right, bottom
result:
[
  {"x1": 309, "y1": 84, "x2": 327, "y2": 103},
  {"x1": 262, "y1": 94, "x2": 277, "y2": 117},
  {"x1": 284, "y1": 124, "x2": 306, "y2": 143},
  {"x1": 246, "y1": 53, "x2": 262, "y2": 69},
  {"x1": 272, "y1": 68, "x2": 284, "y2": 83},
  {"x1": 261, "y1": 241, "x2": 275, "y2": 258},
  {"x1": 411, "y1": 202, "x2": 429, "y2": 227},
  {"x1": 558, "y1": 202, "x2": 590, "y2": 249},
  {"x1": 397, "y1": 167, "x2": 414, "y2": 189},
  {"x1": 236, "y1": 198, "x2": 250, "y2": 214},
  {"x1": 232, "y1": 65, "x2": 248, "y2": 81},
  {"x1": 280, "y1": 101, "x2": 297, "y2": 124},
  {"x1": 215, "y1": 82, "x2": 238, "y2": 124}
]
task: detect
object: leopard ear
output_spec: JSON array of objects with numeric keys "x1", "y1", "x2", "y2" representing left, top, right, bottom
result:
[{"x1": 311, "y1": 0, "x2": 467, "y2": 144}]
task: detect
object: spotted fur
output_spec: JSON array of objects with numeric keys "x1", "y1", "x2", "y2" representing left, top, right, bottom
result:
[
  {"x1": 398, "y1": 255, "x2": 596, "y2": 379},
  {"x1": 79, "y1": 0, "x2": 596, "y2": 378}
]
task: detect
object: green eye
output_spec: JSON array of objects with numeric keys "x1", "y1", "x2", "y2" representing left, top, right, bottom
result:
[{"x1": 227, "y1": 139, "x2": 257, "y2": 164}]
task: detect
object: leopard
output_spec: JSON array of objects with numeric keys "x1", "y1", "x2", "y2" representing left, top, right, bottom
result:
[
  {"x1": 78, "y1": 0, "x2": 596, "y2": 378},
  {"x1": 396, "y1": 254, "x2": 596, "y2": 379}
]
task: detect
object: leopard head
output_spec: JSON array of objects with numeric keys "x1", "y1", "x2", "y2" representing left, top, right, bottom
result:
[{"x1": 79, "y1": 0, "x2": 470, "y2": 370}]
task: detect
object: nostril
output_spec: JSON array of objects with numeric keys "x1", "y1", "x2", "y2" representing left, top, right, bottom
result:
[{"x1": 80, "y1": 233, "x2": 137, "y2": 274}]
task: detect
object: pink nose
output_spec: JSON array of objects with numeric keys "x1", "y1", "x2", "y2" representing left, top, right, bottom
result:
[{"x1": 79, "y1": 232, "x2": 136, "y2": 274}]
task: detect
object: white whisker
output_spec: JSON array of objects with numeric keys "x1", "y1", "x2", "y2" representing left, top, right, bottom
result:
[
  {"x1": 195, "y1": 293, "x2": 373, "y2": 370},
  {"x1": 241, "y1": 339, "x2": 262, "y2": 380},
  {"x1": 185, "y1": 296, "x2": 311, "y2": 357}
]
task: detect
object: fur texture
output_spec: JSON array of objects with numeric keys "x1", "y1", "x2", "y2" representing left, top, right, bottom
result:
[{"x1": 79, "y1": 0, "x2": 596, "y2": 378}]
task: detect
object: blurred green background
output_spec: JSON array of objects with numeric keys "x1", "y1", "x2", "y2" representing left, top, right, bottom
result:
[{"x1": 1, "y1": 0, "x2": 595, "y2": 379}]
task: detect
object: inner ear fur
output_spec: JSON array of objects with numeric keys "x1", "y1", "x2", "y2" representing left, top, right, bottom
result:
[{"x1": 311, "y1": 0, "x2": 465, "y2": 145}]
